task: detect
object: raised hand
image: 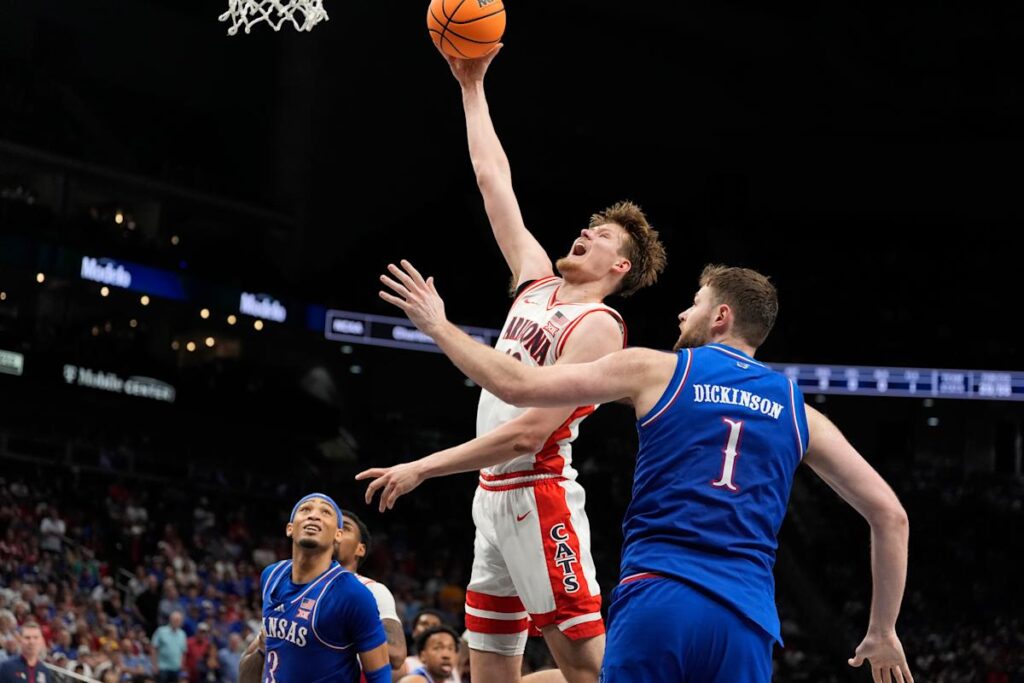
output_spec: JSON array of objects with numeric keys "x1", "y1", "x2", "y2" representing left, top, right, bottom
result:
[
  {"x1": 355, "y1": 462, "x2": 426, "y2": 513},
  {"x1": 379, "y1": 260, "x2": 447, "y2": 336},
  {"x1": 440, "y1": 43, "x2": 503, "y2": 88}
]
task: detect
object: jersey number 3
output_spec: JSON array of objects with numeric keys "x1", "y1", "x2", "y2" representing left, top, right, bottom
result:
[
  {"x1": 711, "y1": 418, "x2": 744, "y2": 492},
  {"x1": 264, "y1": 650, "x2": 279, "y2": 683}
]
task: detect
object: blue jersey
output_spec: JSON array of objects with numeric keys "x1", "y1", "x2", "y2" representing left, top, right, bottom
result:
[
  {"x1": 260, "y1": 560, "x2": 386, "y2": 683},
  {"x1": 622, "y1": 343, "x2": 809, "y2": 644}
]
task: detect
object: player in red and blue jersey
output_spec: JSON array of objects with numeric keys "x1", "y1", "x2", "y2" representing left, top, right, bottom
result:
[{"x1": 377, "y1": 260, "x2": 914, "y2": 683}]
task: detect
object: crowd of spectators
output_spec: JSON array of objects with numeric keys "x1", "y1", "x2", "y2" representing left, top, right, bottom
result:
[{"x1": 1, "y1": 422, "x2": 1021, "y2": 682}]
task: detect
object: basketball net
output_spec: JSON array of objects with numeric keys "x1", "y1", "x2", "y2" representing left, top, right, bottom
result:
[{"x1": 219, "y1": 0, "x2": 329, "y2": 35}]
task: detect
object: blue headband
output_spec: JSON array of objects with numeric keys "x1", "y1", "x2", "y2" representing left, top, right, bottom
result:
[{"x1": 290, "y1": 493, "x2": 343, "y2": 525}]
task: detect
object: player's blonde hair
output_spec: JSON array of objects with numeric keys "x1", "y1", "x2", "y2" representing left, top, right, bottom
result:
[{"x1": 589, "y1": 201, "x2": 667, "y2": 297}]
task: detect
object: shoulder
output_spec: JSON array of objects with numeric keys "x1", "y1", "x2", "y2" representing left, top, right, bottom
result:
[
  {"x1": 260, "y1": 560, "x2": 288, "y2": 581},
  {"x1": 361, "y1": 578, "x2": 395, "y2": 601}
]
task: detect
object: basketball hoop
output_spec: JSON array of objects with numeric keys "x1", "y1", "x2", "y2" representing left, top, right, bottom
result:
[{"x1": 219, "y1": 0, "x2": 329, "y2": 35}]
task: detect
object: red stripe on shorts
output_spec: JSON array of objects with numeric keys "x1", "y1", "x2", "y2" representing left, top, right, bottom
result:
[
  {"x1": 531, "y1": 480, "x2": 603, "y2": 636},
  {"x1": 464, "y1": 613, "x2": 530, "y2": 635},
  {"x1": 466, "y1": 590, "x2": 525, "y2": 613}
]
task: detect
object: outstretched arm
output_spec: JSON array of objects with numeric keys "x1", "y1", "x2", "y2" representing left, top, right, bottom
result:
[
  {"x1": 442, "y1": 46, "x2": 552, "y2": 286},
  {"x1": 379, "y1": 261, "x2": 671, "y2": 411},
  {"x1": 803, "y1": 405, "x2": 913, "y2": 683},
  {"x1": 358, "y1": 312, "x2": 625, "y2": 511}
]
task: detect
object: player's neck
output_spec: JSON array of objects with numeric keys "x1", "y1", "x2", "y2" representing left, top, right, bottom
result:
[
  {"x1": 556, "y1": 278, "x2": 610, "y2": 304},
  {"x1": 291, "y1": 548, "x2": 335, "y2": 584},
  {"x1": 710, "y1": 335, "x2": 757, "y2": 357}
]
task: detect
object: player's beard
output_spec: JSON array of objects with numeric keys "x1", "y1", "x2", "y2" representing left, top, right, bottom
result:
[
  {"x1": 296, "y1": 537, "x2": 323, "y2": 550},
  {"x1": 673, "y1": 326, "x2": 710, "y2": 352},
  {"x1": 555, "y1": 256, "x2": 583, "y2": 281}
]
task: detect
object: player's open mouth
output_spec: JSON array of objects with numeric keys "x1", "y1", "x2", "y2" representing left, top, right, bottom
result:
[
  {"x1": 571, "y1": 241, "x2": 587, "y2": 256},
  {"x1": 303, "y1": 524, "x2": 321, "y2": 533}
]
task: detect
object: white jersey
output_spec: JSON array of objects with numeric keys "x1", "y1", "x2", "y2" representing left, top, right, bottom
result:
[
  {"x1": 476, "y1": 276, "x2": 626, "y2": 481},
  {"x1": 357, "y1": 574, "x2": 399, "y2": 623}
]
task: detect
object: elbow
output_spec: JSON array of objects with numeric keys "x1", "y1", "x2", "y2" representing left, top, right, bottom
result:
[
  {"x1": 868, "y1": 504, "x2": 909, "y2": 535},
  {"x1": 388, "y1": 650, "x2": 406, "y2": 671},
  {"x1": 511, "y1": 428, "x2": 547, "y2": 455},
  {"x1": 473, "y1": 166, "x2": 508, "y2": 192},
  {"x1": 500, "y1": 384, "x2": 532, "y2": 409}
]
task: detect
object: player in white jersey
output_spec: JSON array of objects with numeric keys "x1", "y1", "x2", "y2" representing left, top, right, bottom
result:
[
  {"x1": 336, "y1": 510, "x2": 407, "y2": 676},
  {"x1": 357, "y1": 46, "x2": 666, "y2": 683}
]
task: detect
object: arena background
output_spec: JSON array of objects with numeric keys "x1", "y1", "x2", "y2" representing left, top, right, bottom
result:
[{"x1": 1, "y1": 1, "x2": 1021, "y2": 681}]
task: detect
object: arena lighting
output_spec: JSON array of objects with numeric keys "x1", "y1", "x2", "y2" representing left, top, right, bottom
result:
[
  {"x1": 227, "y1": 315, "x2": 237, "y2": 325},
  {"x1": 171, "y1": 235, "x2": 180, "y2": 246},
  {"x1": 200, "y1": 308, "x2": 211, "y2": 319},
  {"x1": 253, "y1": 320, "x2": 264, "y2": 331},
  {"x1": 171, "y1": 341, "x2": 180, "y2": 351},
  {"x1": 100, "y1": 287, "x2": 110, "y2": 297},
  {"x1": 130, "y1": 319, "x2": 138, "y2": 328},
  {"x1": 114, "y1": 211, "x2": 124, "y2": 225},
  {"x1": 0, "y1": 349, "x2": 24, "y2": 376},
  {"x1": 36, "y1": 272, "x2": 45, "y2": 284},
  {"x1": 0, "y1": 292, "x2": 6, "y2": 301},
  {"x1": 140, "y1": 295, "x2": 150, "y2": 306},
  {"x1": 205, "y1": 337, "x2": 215, "y2": 347},
  {"x1": 186, "y1": 341, "x2": 197, "y2": 352}
]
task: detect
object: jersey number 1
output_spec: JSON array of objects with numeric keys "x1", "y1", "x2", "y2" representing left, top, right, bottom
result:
[{"x1": 711, "y1": 418, "x2": 743, "y2": 492}]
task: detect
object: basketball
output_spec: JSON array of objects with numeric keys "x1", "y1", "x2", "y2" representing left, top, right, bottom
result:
[{"x1": 427, "y1": 0, "x2": 506, "y2": 59}]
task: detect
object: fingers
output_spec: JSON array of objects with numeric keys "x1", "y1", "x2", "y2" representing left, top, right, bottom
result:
[
  {"x1": 848, "y1": 654, "x2": 864, "y2": 668},
  {"x1": 901, "y1": 663, "x2": 914, "y2": 683},
  {"x1": 364, "y1": 477, "x2": 386, "y2": 505},
  {"x1": 893, "y1": 665, "x2": 906, "y2": 683},
  {"x1": 379, "y1": 481, "x2": 397, "y2": 513},
  {"x1": 426, "y1": 276, "x2": 438, "y2": 295},
  {"x1": 384, "y1": 485, "x2": 401, "y2": 511},
  {"x1": 354, "y1": 468, "x2": 384, "y2": 481},
  {"x1": 398, "y1": 259, "x2": 428, "y2": 287},
  {"x1": 871, "y1": 665, "x2": 883, "y2": 683},
  {"x1": 379, "y1": 291, "x2": 410, "y2": 310},
  {"x1": 380, "y1": 272, "x2": 410, "y2": 297}
]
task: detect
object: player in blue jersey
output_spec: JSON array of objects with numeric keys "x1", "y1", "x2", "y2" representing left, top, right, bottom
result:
[
  {"x1": 238, "y1": 493, "x2": 390, "y2": 683},
  {"x1": 374, "y1": 260, "x2": 914, "y2": 683}
]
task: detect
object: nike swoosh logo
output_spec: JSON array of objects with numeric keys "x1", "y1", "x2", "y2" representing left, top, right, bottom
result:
[{"x1": 516, "y1": 511, "x2": 532, "y2": 522}]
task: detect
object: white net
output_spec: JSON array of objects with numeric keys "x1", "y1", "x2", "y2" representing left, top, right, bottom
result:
[{"x1": 219, "y1": 0, "x2": 329, "y2": 35}]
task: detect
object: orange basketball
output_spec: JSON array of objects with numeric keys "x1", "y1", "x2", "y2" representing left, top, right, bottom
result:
[{"x1": 427, "y1": 0, "x2": 506, "y2": 59}]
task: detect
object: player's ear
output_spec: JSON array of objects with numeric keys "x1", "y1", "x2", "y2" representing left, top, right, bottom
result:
[
  {"x1": 356, "y1": 542, "x2": 367, "y2": 563},
  {"x1": 613, "y1": 258, "x2": 631, "y2": 275},
  {"x1": 285, "y1": 522, "x2": 293, "y2": 539}
]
